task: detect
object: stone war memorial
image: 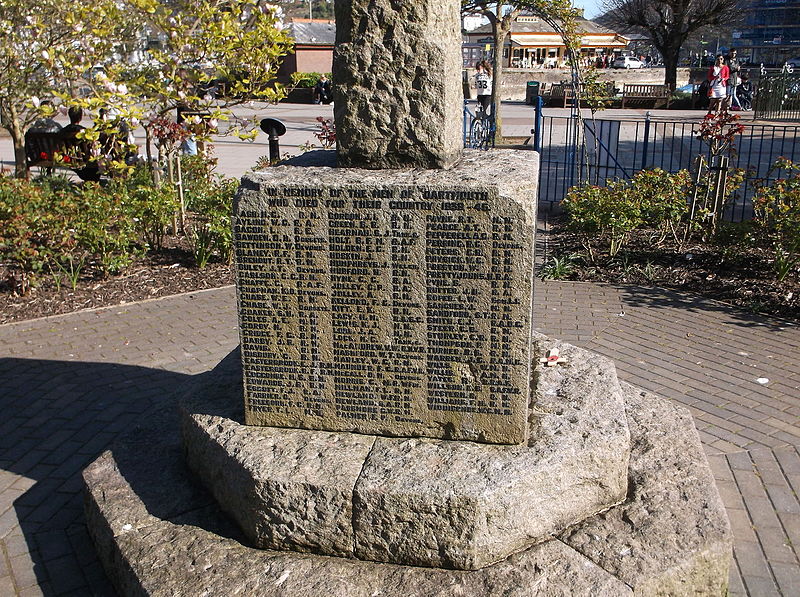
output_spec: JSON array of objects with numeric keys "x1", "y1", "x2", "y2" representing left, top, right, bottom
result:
[{"x1": 83, "y1": 0, "x2": 732, "y2": 594}]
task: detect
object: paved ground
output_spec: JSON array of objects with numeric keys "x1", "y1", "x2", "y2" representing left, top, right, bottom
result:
[
  {"x1": 0, "y1": 276, "x2": 798, "y2": 595},
  {"x1": 2, "y1": 101, "x2": 799, "y2": 594}
]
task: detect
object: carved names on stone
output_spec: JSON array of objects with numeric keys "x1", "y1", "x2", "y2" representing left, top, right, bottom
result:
[{"x1": 235, "y1": 164, "x2": 535, "y2": 445}]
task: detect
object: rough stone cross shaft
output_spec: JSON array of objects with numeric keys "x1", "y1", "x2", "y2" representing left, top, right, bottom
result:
[{"x1": 333, "y1": 0, "x2": 464, "y2": 169}]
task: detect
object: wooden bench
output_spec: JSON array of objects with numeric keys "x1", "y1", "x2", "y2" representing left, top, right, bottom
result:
[
  {"x1": 25, "y1": 129, "x2": 102, "y2": 180},
  {"x1": 547, "y1": 81, "x2": 617, "y2": 108},
  {"x1": 546, "y1": 82, "x2": 576, "y2": 107},
  {"x1": 25, "y1": 130, "x2": 71, "y2": 169},
  {"x1": 621, "y1": 84, "x2": 671, "y2": 108}
]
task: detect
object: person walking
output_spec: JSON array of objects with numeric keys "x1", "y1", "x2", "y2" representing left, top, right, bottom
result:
[
  {"x1": 706, "y1": 54, "x2": 730, "y2": 114},
  {"x1": 474, "y1": 60, "x2": 493, "y2": 115},
  {"x1": 726, "y1": 49, "x2": 742, "y2": 109}
]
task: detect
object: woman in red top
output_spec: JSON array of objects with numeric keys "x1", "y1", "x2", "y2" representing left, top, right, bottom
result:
[{"x1": 707, "y1": 54, "x2": 730, "y2": 114}]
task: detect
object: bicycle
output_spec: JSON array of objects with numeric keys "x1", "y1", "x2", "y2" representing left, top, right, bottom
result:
[{"x1": 469, "y1": 105, "x2": 495, "y2": 150}]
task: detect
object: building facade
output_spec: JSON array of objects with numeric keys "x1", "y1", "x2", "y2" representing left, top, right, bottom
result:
[
  {"x1": 275, "y1": 18, "x2": 335, "y2": 83},
  {"x1": 732, "y1": 0, "x2": 800, "y2": 65},
  {"x1": 462, "y1": 15, "x2": 629, "y2": 69}
]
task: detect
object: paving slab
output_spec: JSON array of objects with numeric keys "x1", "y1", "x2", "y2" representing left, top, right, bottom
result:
[{"x1": 0, "y1": 273, "x2": 798, "y2": 594}]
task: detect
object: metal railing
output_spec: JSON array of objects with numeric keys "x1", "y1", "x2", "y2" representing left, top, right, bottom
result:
[
  {"x1": 536, "y1": 113, "x2": 800, "y2": 222},
  {"x1": 755, "y1": 73, "x2": 800, "y2": 121}
]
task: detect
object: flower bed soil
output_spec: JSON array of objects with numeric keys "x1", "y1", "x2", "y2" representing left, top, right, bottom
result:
[
  {"x1": 3, "y1": 217, "x2": 798, "y2": 324},
  {"x1": 0, "y1": 237, "x2": 233, "y2": 325},
  {"x1": 540, "y1": 215, "x2": 799, "y2": 321}
]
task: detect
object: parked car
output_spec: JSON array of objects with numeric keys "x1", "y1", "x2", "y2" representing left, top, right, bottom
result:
[
  {"x1": 612, "y1": 56, "x2": 644, "y2": 69},
  {"x1": 785, "y1": 57, "x2": 800, "y2": 69}
]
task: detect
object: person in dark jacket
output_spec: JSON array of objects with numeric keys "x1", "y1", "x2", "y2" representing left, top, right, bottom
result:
[
  {"x1": 61, "y1": 107, "x2": 100, "y2": 181},
  {"x1": 313, "y1": 75, "x2": 332, "y2": 104},
  {"x1": 737, "y1": 71, "x2": 753, "y2": 111},
  {"x1": 725, "y1": 49, "x2": 742, "y2": 109}
]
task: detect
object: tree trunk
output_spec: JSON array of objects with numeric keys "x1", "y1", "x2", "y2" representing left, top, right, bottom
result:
[
  {"x1": 491, "y1": 7, "x2": 517, "y2": 144},
  {"x1": 1, "y1": 102, "x2": 29, "y2": 178},
  {"x1": 12, "y1": 135, "x2": 27, "y2": 180},
  {"x1": 659, "y1": 44, "x2": 682, "y2": 91},
  {"x1": 9, "y1": 107, "x2": 28, "y2": 179}
]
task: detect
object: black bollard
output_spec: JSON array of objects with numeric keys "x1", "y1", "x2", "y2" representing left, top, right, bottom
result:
[{"x1": 260, "y1": 118, "x2": 287, "y2": 163}]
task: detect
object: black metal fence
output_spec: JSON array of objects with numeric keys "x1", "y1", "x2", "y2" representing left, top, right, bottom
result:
[
  {"x1": 755, "y1": 73, "x2": 800, "y2": 121},
  {"x1": 536, "y1": 114, "x2": 800, "y2": 222}
]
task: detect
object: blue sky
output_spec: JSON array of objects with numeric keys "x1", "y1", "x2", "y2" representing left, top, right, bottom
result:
[{"x1": 572, "y1": 0, "x2": 604, "y2": 19}]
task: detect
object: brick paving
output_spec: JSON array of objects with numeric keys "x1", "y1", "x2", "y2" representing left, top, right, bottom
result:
[
  {"x1": 536, "y1": 281, "x2": 800, "y2": 596},
  {"x1": 0, "y1": 288, "x2": 239, "y2": 596},
  {"x1": 0, "y1": 280, "x2": 798, "y2": 595}
]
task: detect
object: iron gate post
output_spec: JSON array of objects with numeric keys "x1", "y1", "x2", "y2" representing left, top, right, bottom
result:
[
  {"x1": 640, "y1": 111, "x2": 652, "y2": 171},
  {"x1": 533, "y1": 96, "x2": 543, "y2": 152}
]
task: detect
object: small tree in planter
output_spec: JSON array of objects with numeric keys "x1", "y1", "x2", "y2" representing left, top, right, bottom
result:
[{"x1": 689, "y1": 109, "x2": 746, "y2": 239}]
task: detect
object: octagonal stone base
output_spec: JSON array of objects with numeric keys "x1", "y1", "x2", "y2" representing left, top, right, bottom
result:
[
  {"x1": 83, "y1": 353, "x2": 731, "y2": 596},
  {"x1": 180, "y1": 335, "x2": 630, "y2": 570}
]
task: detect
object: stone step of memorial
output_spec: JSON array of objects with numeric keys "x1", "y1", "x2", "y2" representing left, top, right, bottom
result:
[
  {"x1": 180, "y1": 333, "x2": 630, "y2": 570},
  {"x1": 83, "y1": 336, "x2": 732, "y2": 596}
]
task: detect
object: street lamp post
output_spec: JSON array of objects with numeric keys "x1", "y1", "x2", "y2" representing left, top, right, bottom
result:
[{"x1": 699, "y1": 38, "x2": 709, "y2": 66}]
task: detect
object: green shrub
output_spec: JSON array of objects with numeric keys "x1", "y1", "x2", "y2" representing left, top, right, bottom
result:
[
  {"x1": 629, "y1": 168, "x2": 691, "y2": 243},
  {"x1": 188, "y1": 176, "x2": 237, "y2": 266},
  {"x1": 180, "y1": 154, "x2": 217, "y2": 193},
  {"x1": 31, "y1": 173, "x2": 74, "y2": 195},
  {"x1": 753, "y1": 158, "x2": 800, "y2": 281},
  {"x1": 290, "y1": 72, "x2": 331, "y2": 88},
  {"x1": 77, "y1": 183, "x2": 140, "y2": 277},
  {"x1": 0, "y1": 177, "x2": 54, "y2": 292},
  {"x1": 118, "y1": 162, "x2": 156, "y2": 190},
  {"x1": 561, "y1": 181, "x2": 641, "y2": 260},
  {"x1": 179, "y1": 154, "x2": 236, "y2": 265},
  {"x1": 562, "y1": 169, "x2": 693, "y2": 260},
  {"x1": 0, "y1": 175, "x2": 143, "y2": 292},
  {"x1": 1, "y1": 155, "x2": 237, "y2": 293},
  {"x1": 128, "y1": 183, "x2": 179, "y2": 251}
]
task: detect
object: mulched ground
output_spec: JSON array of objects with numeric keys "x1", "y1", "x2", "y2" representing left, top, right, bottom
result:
[
  {"x1": 0, "y1": 237, "x2": 233, "y2": 325},
  {"x1": 540, "y1": 214, "x2": 800, "y2": 321},
  {"x1": 3, "y1": 217, "x2": 798, "y2": 324}
]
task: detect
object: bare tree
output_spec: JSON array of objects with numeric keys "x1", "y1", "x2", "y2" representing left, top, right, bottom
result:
[
  {"x1": 461, "y1": 1, "x2": 580, "y2": 141},
  {"x1": 601, "y1": 0, "x2": 740, "y2": 90}
]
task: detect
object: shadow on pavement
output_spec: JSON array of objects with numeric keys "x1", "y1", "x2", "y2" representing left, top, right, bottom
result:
[
  {"x1": 0, "y1": 357, "x2": 200, "y2": 596},
  {"x1": 612, "y1": 283, "x2": 797, "y2": 331}
]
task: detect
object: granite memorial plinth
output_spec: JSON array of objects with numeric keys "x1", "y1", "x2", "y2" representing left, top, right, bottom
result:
[
  {"x1": 181, "y1": 335, "x2": 630, "y2": 570},
  {"x1": 234, "y1": 150, "x2": 537, "y2": 445}
]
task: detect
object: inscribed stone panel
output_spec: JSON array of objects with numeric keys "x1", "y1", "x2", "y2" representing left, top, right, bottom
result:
[{"x1": 234, "y1": 151, "x2": 537, "y2": 444}]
